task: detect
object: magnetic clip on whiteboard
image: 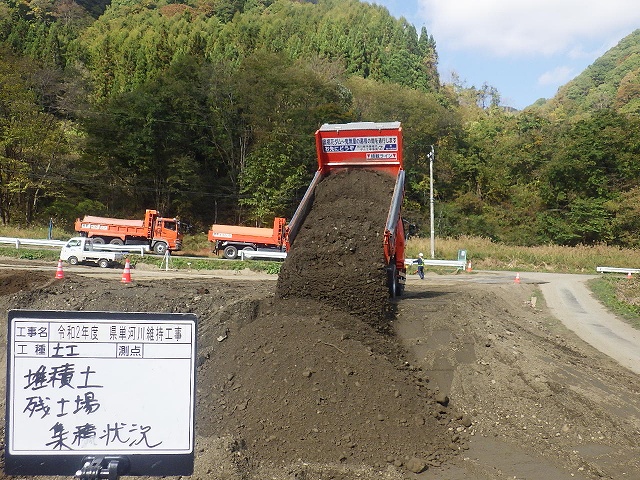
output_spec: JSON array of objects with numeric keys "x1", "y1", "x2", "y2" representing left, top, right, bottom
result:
[{"x1": 74, "y1": 456, "x2": 130, "y2": 480}]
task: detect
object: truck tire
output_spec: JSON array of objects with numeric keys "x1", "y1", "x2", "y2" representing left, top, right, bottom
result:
[
  {"x1": 223, "y1": 245, "x2": 238, "y2": 260},
  {"x1": 68, "y1": 256, "x2": 79, "y2": 266},
  {"x1": 98, "y1": 258, "x2": 110, "y2": 268},
  {"x1": 153, "y1": 242, "x2": 168, "y2": 255},
  {"x1": 110, "y1": 238, "x2": 124, "y2": 245},
  {"x1": 387, "y1": 262, "x2": 399, "y2": 299},
  {"x1": 396, "y1": 278, "x2": 404, "y2": 297},
  {"x1": 92, "y1": 237, "x2": 105, "y2": 245}
]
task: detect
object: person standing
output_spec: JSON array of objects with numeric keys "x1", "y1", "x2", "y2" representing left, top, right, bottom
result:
[{"x1": 416, "y1": 252, "x2": 424, "y2": 279}]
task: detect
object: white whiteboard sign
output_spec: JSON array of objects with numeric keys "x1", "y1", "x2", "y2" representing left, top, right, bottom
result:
[{"x1": 6, "y1": 311, "x2": 196, "y2": 464}]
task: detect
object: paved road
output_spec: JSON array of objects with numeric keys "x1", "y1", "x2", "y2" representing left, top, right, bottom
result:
[
  {"x1": 411, "y1": 270, "x2": 640, "y2": 375},
  {"x1": 526, "y1": 271, "x2": 640, "y2": 375}
]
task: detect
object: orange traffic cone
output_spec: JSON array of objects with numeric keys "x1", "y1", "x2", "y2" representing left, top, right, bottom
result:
[
  {"x1": 121, "y1": 258, "x2": 132, "y2": 283},
  {"x1": 514, "y1": 272, "x2": 521, "y2": 284},
  {"x1": 55, "y1": 260, "x2": 65, "y2": 279},
  {"x1": 627, "y1": 271, "x2": 633, "y2": 279},
  {"x1": 466, "y1": 261, "x2": 472, "y2": 272}
]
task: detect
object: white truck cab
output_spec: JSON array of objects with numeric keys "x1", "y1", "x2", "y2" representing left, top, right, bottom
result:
[{"x1": 60, "y1": 237, "x2": 124, "y2": 268}]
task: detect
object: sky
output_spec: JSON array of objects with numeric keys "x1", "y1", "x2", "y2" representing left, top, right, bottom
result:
[{"x1": 367, "y1": 0, "x2": 640, "y2": 109}]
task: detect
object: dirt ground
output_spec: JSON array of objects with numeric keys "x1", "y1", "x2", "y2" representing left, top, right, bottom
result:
[
  {"x1": 0, "y1": 170, "x2": 639, "y2": 479},
  {"x1": 1, "y1": 267, "x2": 640, "y2": 479}
]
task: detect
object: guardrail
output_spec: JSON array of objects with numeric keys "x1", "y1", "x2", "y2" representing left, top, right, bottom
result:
[
  {"x1": 0, "y1": 237, "x2": 66, "y2": 248},
  {"x1": 596, "y1": 266, "x2": 640, "y2": 274},
  {"x1": 92, "y1": 244, "x2": 149, "y2": 255},
  {"x1": 240, "y1": 250, "x2": 287, "y2": 260},
  {"x1": 0, "y1": 237, "x2": 148, "y2": 256},
  {"x1": 405, "y1": 258, "x2": 467, "y2": 270}
]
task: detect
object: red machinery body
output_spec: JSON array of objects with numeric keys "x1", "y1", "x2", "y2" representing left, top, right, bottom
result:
[
  {"x1": 75, "y1": 209, "x2": 182, "y2": 254},
  {"x1": 208, "y1": 217, "x2": 287, "y2": 260},
  {"x1": 286, "y1": 121, "x2": 406, "y2": 297}
]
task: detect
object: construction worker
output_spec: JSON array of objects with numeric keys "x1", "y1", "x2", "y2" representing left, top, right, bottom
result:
[{"x1": 416, "y1": 252, "x2": 424, "y2": 279}]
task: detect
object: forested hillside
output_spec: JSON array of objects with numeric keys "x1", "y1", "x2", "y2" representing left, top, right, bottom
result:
[
  {"x1": 545, "y1": 29, "x2": 640, "y2": 117},
  {"x1": 1, "y1": 0, "x2": 639, "y2": 248}
]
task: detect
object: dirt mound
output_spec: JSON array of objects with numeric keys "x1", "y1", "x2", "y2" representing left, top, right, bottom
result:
[
  {"x1": 0, "y1": 270, "x2": 464, "y2": 479},
  {"x1": 201, "y1": 296, "x2": 463, "y2": 472},
  {"x1": 277, "y1": 169, "x2": 395, "y2": 325},
  {"x1": 0, "y1": 271, "x2": 52, "y2": 295}
]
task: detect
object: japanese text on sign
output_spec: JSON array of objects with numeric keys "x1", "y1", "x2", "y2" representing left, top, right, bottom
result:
[
  {"x1": 7, "y1": 314, "x2": 196, "y2": 456},
  {"x1": 321, "y1": 136, "x2": 398, "y2": 153}
]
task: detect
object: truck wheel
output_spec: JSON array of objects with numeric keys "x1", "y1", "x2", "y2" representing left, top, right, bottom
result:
[
  {"x1": 68, "y1": 256, "x2": 79, "y2": 266},
  {"x1": 92, "y1": 237, "x2": 105, "y2": 245},
  {"x1": 98, "y1": 258, "x2": 110, "y2": 268},
  {"x1": 110, "y1": 238, "x2": 124, "y2": 245},
  {"x1": 395, "y1": 278, "x2": 404, "y2": 297},
  {"x1": 223, "y1": 245, "x2": 238, "y2": 260},
  {"x1": 387, "y1": 263, "x2": 398, "y2": 299},
  {"x1": 153, "y1": 242, "x2": 168, "y2": 255}
]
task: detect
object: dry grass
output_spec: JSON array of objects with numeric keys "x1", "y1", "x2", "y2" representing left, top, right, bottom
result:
[
  {"x1": 0, "y1": 225, "x2": 71, "y2": 241},
  {"x1": 406, "y1": 236, "x2": 640, "y2": 274}
]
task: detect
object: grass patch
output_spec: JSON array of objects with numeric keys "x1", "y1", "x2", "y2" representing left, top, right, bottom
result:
[
  {"x1": 406, "y1": 236, "x2": 639, "y2": 274},
  {"x1": 132, "y1": 252, "x2": 282, "y2": 274},
  {"x1": 588, "y1": 276, "x2": 640, "y2": 329},
  {"x1": 0, "y1": 246, "x2": 60, "y2": 262},
  {"x1": 0, "y1": 225, "x2": 71, "y2": 241},
  {"x1": 180, "y1": 232, "x2": 214, "y2": 256}
]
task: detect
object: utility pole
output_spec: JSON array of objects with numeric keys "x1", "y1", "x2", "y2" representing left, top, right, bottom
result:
[{"x1": 429, "y1": 145, "x2": 435, "y2": 259}]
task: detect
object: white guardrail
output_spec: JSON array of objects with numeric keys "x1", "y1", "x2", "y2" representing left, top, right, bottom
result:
[
  {"x1": 240, "y1": 250, "x2": 287, "y2": 260},
  {"x1": 596, "y1": 266, "x2": 640, "y2": 274},
  {"x1": 0, "y1": 237, "x2": 468, "y2": 267},
  {"x1": 92, "y1": 244, "x2": 149, "y2": 255},
  {"x1": 405, "y1": 258, "x2": 467, "y2": 269},
  {"x1": 0, "y1": 237, "x2": 66, "y2": 248},
  {"x1": 0, "y1": 237, "x2": 148, "y2": 255},
  {"x1": 238, "y1": 251, "x2": 469, "y2": 266}
]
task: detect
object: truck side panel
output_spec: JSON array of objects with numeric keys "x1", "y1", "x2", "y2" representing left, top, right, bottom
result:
[
  {"x1": 78, "y1": 215, "x2": 145, "y2": 227},
  {"x1": 285, "y1": 171, "x2": 324, "y2": 250},
  {"x1": 208, "y1": 218, "x2": 287, "y2": 247},
  {"x1": 384, "y1": 170, "x2": 405, "y2": 266}
]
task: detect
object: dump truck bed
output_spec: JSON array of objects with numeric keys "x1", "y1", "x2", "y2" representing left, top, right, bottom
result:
[
  {"x1": 79, "y1": 215, "x2": 145, "y2": 228},
  {"x1": 285, "y1": 121, "x2": 406, "y2": 297}
]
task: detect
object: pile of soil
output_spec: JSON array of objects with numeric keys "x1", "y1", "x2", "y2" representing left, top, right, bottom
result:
[
  {"x1": 202, "y1": 295, "x2": 464, "y2": 473},
  {"x1": 277, "y1": 169, "x2": 395, "y2": 325},
  {"x1": 0, "y1": 271, "x2": 465, "y2": 480}
]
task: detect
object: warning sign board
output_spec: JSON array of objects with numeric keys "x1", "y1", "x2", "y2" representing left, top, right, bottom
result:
[
  {"x1": 314, "y1": 122, "x2": 404, "y2": 177},
  {"x1": 320, "y1": 135, "x2": 398, "y2": 154},
  {"x1": 5, "y1": 310, "x2": 197, "y2": 476}
]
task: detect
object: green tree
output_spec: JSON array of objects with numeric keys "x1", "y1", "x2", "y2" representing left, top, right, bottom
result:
[{"x1": 0, "y1": 51, "x2": 70, "y2": 224}]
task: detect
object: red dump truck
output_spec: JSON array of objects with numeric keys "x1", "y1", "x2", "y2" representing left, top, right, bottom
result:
[
  {"x1": 74, "y1": 209, "x2": 182, "y2": 255},
  {"x1": 285, "y1": 121, "x2": 407, "y2": 297},
  {"x1": 208, "y1": 217, "x2": 287, "y2": 259}
]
